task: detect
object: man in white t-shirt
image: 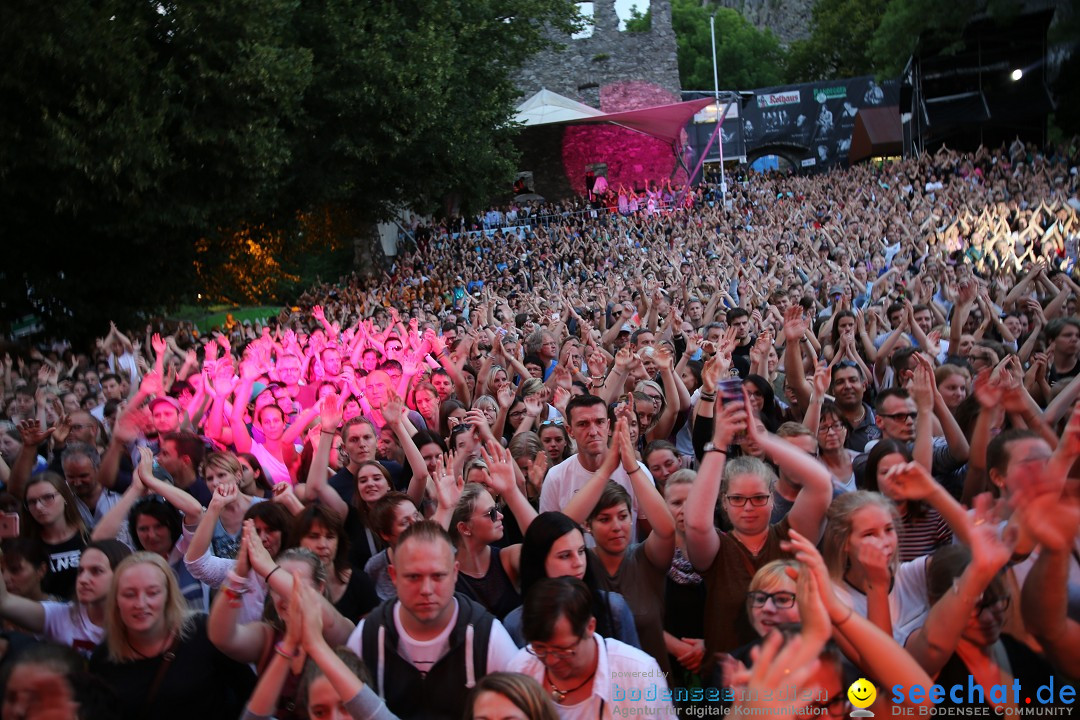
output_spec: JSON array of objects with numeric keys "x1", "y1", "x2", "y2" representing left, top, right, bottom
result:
[
  {"x1": 539, "y1": 395, "x2": 650, "y2": 525},
  {"x1": 346, "y1": 522, "x2": 517, "y2": 720}
]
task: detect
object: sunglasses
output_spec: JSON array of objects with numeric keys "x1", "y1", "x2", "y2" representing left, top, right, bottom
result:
[{"x1": 477, "y1": 506, "x2": 501, "y2": 522}]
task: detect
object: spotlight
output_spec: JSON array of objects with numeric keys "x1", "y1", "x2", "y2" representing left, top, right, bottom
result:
[{"x1": 1010, "y1": 68, "x2": 1023, "y2": 81}]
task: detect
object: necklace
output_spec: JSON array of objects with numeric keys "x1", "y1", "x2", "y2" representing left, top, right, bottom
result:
[
  {"x1": 545, "y1": 665, "x2": 597, "y2": 703},
  {"x1": 127, "y1": 632, "x2": 172, "y2": 660}
]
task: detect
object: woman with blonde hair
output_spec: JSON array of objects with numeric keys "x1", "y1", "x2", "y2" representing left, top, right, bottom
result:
[
  {"x1": 89, "y1": 552, "x2": 255, "y2": 720},
  {"x1": 449, "y1": 443, "x2": 537, "y2": 619},
  {"x1": 821, "y1": 491, "x2": 925, "y2": 645},
  {"x1": 464, "y1": 672, "x2": 560, "y2": 720}
]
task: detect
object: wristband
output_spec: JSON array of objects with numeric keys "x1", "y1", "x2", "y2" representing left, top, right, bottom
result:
[
  {"x1": 226, "y1": 570, "x2": 250, "y2": 589},
  {"x1": 834, "y1": 604, "x2": 855, "y2": 627},
  {"x1": 627, "y1": 466, "x2": 643, "y2": 475},
  {"x1": 265, "y1": 565, "x2": 282, "y2": 583},
  {"x1": 274, "y1": 641, "x2": 300, "y2": 660},
  {"x1": 320, "y1": 429, "x2": 336, "y2": 435},
  {"x1": 699, "y1": 392, "x2": 716, "y2": 402}
]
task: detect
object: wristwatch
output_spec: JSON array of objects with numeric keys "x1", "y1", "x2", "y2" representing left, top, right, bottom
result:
[{"x1": 703, "y1": 442, "x2": 727, "y2": 455}]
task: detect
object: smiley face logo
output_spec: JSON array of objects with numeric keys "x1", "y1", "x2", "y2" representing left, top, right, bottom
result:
[{"x1": 847, "y1": 678, "x2": 877, "y2": 709}]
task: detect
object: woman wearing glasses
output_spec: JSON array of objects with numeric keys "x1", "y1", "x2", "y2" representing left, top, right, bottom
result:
[
  {"x1": 448, "y1": 443, "x2": 536, "y2": 619},
  {"x1": 21, "y1": 473, "x2": 89, "y2": 600},
  {"x1": 684, "y1": 398, "x2": 832, "y2": 663}
]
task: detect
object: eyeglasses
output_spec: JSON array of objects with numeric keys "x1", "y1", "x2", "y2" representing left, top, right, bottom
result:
[
  {"x1": 725, "y1": 494, "x2": 771, "y2": 507},
  {"x1": 878, "y1": 411, "x2": 918, "y2": 422},
  {"x1": 540, "y1": 419, "x2": 563, "y2": 427},
  {"x1": 818, "y1": 423, "x2": 846, "y2": 435},
  {"x1": 476, "y1": 506, "x2": 501, "y2": 522},
  {"x1": 526, "y1": 638, "x2": 582, "y2": 660},
  {"x1": 747, "y1": 590, "x2": 796, "y2": 608},
  {"x1": 26, "y1": 492, "x2": 59, "y2": 508}
]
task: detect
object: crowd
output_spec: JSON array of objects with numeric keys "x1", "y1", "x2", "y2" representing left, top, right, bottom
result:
[{"x1": 1, "y1": 139, "x2": 1079, "y2": 720}]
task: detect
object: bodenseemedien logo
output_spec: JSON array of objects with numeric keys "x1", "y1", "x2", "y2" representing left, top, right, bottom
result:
[{"x1": 849, "y1": 678, "x2": 877, "y2": 717}]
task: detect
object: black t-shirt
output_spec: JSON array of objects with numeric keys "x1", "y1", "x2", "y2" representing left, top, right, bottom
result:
[
  {"x1": 89, "y1": 614, "x2": 256, "y2": 720},
  {"x1": 328, "y1": 460, "x2": 406, "y2": 506},
  {"x1": 334, "y1": 569, "x2": 380, "y2": 623},
  {"x1": 40, "y1": 533, "x2": 87, "y2": 601}
]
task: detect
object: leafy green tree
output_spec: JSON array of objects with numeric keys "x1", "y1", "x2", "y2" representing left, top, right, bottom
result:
[
  {"x1": 0, "y1": 0, "x2": 580, "y2": 338},
  {"x1": 786, "y1": 0, "x2": 888, "y2": 82},
  {"x1": 867, "y1": 0, "x2": 977, "y2": 76},
  {"x1": 670, "y1": 1, "x2": 786, "y2": 90},
  {"x1": 626, "y1": 4, "x2": 652, "y2": 32}
]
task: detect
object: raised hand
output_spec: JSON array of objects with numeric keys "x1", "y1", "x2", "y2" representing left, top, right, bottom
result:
[
  {"x1": 18, "y1": 419, "x2": 55, "y2": 448},
  {"x1": 587, "y1": 351, "x2": 609, "y2": 379},
  {"x1": 151, "y1": 333, "x2": 168, "y2": 358},
  {"x1": 319, "y1": 392, "x2": 343, "y2": 432},
  {"x1": 384, "y1": 389, "x2": 409, "y2": 426},
  {"x1": 496, "y1": 383, "x2": 515, "y2": 410},
  {"x1": 523, "y1": 393, "x2": 544, "y2": 417},
  {"x1": 973, "y1": 368, "x2": 1004, "y2": 409},
  {"x1": 882, "y1": 461, "x2": 938, "y2": 501},
  {"x1": 209, "y1": 482, "x2": 240, "y2": 513},
  {"x1": 244, "y1": 519, "x2": 276, "y2": 579},
  {"x1": 811, "y1": 364, "x2": 831, "y2": 398},
  {"x1": 783, "y1": 305, "x2": 808, "y2": 344},
  {"x1": 479, "y1": 441, "x2": 517, "y2": 497},
  {"x1": 139, "y1": 371, "x2": 163, "y2": 397},
  {"x1": 552, "y1": 386, "x2": 571, "y2": 416}
]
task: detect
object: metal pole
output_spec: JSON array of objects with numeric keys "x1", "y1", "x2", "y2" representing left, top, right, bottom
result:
[{"x1": 710, "y1": 15, "x2": 726, "y2": 199}]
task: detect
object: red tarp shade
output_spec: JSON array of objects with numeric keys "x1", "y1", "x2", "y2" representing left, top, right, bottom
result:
[
  {"x1": 849, "y1": 106, "x2": 902, "y2": 164},
  {"x1": 562, "y1": 97, "x2": 718, "y2": 145}
]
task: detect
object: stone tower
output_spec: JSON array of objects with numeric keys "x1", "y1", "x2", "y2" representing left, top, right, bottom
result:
[{"x1": 515, "y1": 0, "x2": 681, "y2": 109}]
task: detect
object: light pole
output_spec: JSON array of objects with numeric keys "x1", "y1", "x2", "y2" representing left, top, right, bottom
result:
[{"x1": 710, "y1": 14, "x2": 726, "y2": 199}]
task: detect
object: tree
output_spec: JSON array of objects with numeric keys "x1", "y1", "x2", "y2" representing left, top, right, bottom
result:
[
  {"x1": 786, "y1": 0, "x2": 888, "y2": 82},
  {"x1": 626, "y1": 4, "x2": 652, "y2": 32},
  {"x1": 670, "y1": 1, "x2": 786, "y2": 90},
  {"x1": 0, "y1": 0, "x2": 581, "y2": 338}
]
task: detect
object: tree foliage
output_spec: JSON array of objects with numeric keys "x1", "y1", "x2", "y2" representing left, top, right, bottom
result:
[
  {"x1": 670, "y1": 1, "x2": 786, "y2": 90},
  {"x1": 0, "y1": 0, "x2": 580, "y2": 338},
  {"x1": 785, "y1": 0, "x2": 888, "y2": 82}
]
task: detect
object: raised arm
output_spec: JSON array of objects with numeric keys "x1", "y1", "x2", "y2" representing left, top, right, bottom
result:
[
  {"x1": 619, "y1": 422, "x2": 676, "y2": 570},
  {"x1": 229, "y1": 372, "x2": 257, "y2": 454},
  {"x1": 0, "y1": 569, "x2": 46, "y2": 633},
  {"x1": 904, "y1": 499, "x2": 1011, "y2": 676},
  {"x1": 1019, "y1": 489, "x2": 1080, "y2": 678},
  {"x1": 92, "y1": 455, "x2": 147, "y2": 542},
  {"x1": 782, "y1": 307, "x2": 813, "y2": 410},
  {"x1": 305, "y1": 394, "x2": 349, "y2": 518},
  {"x1": 561, "y1": 421, "x2": 623, "y2": 525},
  {"x1": 381, "y1": 390, "x2": 432, "y2": 508},
  {"x1": 745, "y1": 413, "x2": 831, "y2": 543},
  {"x1": 685, "y1": 402, "x2": 746, "y2": 572}
]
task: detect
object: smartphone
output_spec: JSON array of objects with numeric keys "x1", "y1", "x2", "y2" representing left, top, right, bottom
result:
[
  {"x1": 718, "y1": 378, "x2": 744, "y2": 405},
  {"x1": 0, "y1": 512, "x2": 19, "y2": 539}
]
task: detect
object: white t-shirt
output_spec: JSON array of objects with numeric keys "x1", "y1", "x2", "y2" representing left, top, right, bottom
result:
[
  {"x1": 538, "y1": 455, "x2": 650, "y2": 525},
  {"x1": 345, "y1": 599, "x2": 518, "y2": 675},
  {"x1": 834, "y1": 555, "x2": 930, "y2": 646},
  {"x1": 509, "y1": 634, "x2": 675, "y2": 720},
  {"x1": 41, "y1": 602, "x2": 104, "y2": 656}
]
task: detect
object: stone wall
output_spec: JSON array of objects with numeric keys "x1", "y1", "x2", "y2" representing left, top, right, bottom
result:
[
  {"x1": 515, "y1": 0, "x2": 681, "y2": 111},
  {"x1": 717, "y1": 0, "x2": 813, "y2": 46}
]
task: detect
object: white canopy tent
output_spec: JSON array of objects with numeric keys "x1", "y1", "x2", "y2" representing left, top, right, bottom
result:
[{"x1": 514, "y1": 89, "x2": 604, "y2": 126}]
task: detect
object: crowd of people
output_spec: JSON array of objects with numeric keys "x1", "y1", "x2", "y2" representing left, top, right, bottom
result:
[{"x1": 1, "y1": 139, "x2": 1079, "y2": 720}]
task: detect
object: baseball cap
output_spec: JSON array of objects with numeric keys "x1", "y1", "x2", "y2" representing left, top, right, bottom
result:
[{"x1": 148, "y1": 396, "x2": 181, "y2": 413}]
